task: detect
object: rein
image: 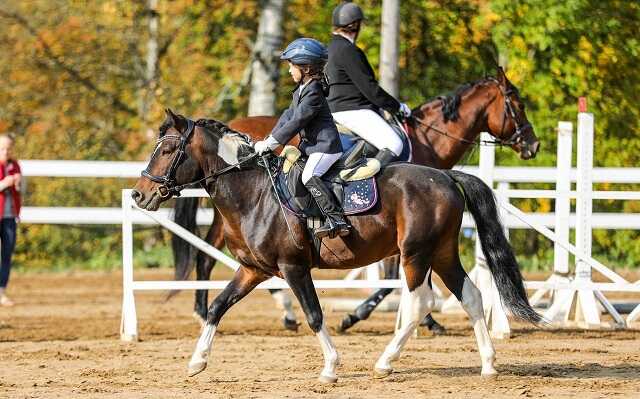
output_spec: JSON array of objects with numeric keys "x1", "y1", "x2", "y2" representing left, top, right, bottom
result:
[{"x1": 410, "y1": 78, "x2": 531, "y2": 148}]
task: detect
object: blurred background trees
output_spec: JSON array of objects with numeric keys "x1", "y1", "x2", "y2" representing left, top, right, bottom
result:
[{"x1": 0, "y1": 0, "x2": 638, "y2": 270}]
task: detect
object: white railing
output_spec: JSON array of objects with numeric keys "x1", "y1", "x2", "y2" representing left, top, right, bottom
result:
[{"x1": 19, "y1": 162, "x2": 640, "y2": 227}]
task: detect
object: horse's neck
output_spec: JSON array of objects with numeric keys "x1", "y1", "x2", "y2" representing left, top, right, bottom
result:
[{"x1": 415, "y1": 84, "x2": 496, "y2": 169}]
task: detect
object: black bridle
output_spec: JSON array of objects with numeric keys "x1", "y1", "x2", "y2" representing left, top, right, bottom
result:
[
  {"x1": 142, "y1": 119, "x2": 196, "y2": 198},
  {"x1": 142, "y1": 119, "x2": 258, "y2": 199},
  {"x1": 412, "y1": 78, "x2": 532, "y2": 147}
]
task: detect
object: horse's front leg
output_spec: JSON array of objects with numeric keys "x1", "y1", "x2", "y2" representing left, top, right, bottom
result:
[
  {"x1": 281, "y1": 264, "x2": 339, "y2": 383},
  {"x1": 188, "y1": 265, "x2": 268, "y2": 377}
]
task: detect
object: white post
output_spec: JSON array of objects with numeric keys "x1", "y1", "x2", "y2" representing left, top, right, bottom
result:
[
  {"x1": 120, "y1": 190, "x2": 138, "y2": 341},
  {"x1": 572, "y1": 112, "x2": 601, "y2": 327},
  {"x1": 554, "y1": 122, "x2": 573, "y2": 277}
]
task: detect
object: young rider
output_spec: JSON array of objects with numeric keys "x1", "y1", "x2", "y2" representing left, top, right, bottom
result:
[
  {"x1": 326, "y1": 2, "x2": 411, "y2": 168},
  {"x1": 253, "y1": 38, "x2": 351, "y2": 239}
]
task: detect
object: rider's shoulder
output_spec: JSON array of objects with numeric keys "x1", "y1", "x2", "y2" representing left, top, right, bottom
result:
[{"x1": 329, "y1": 34, "x2": 355, "y2": 48}]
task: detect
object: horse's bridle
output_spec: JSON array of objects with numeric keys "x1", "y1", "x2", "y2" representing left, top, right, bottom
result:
[
  {"x1": 141, "y1": 118, "x2": 258, "y2": 199},
  {"x1": 142, "y1": 119, "x2": 196, "y2": 199},
  {"x1": 494, "y1": 79, "x2": 533, "y2": 147},
  {"x1": 412, "y1": 78, "x2": 532, "y2": 148}
]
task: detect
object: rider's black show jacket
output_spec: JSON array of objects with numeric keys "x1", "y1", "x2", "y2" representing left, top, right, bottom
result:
[
  {"x1": 271, "y1": 79, "x2": 343, "y2": 155},
  {"x1": 326, "y1": 34, "x2": 400, "y2": 114}
]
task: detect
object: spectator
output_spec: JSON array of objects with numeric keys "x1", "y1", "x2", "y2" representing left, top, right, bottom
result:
[{"x1": 0, "y1": 133, "x2": 21, "y2": 307}]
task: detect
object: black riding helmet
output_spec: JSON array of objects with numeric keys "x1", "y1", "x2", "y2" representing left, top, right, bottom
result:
[{"x1": 332, "y1": 2, "x2": 364, "y2": 28}]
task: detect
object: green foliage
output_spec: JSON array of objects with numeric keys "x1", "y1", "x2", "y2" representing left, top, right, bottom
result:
[{"x1": 0, "y1": 0, "x2": 637, "y2": 270}]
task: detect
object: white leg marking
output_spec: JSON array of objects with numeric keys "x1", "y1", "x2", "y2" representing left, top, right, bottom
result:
[
  {"x1": 461, "y1": 276, "x2": 497, "y2": 376},
  {"x1": 271, "y1": 290, "x2": 296, "y2": 321},
  {"x1": 316, "y1": 322, "x2": 340, "y2": 383},
  {"x1": 375, "y1": 272, "x2": 434, "y2": 375},
  {"x1": 188, "y1": 323, "x2": 217, "y2": 377}
]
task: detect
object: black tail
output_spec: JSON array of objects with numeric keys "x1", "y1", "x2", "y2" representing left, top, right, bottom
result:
[
  {"x1": 444, "y1": 169, "x2": 544, "y2": 325},
  {"x1": 165, "y1": 197, "x2": 199, "y2": 301}
]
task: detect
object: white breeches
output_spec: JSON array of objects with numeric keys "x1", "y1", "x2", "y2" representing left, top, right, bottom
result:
[
  {"x1": 332, "y1": 109, "x2": 403, "y2": 157},
  {"x1": 302, "y1": 152, "x2": 343, "y2": 184}
]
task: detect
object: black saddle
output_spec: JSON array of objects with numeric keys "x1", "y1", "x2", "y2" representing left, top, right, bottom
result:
[{"x1": 274, "y1": 136, "x2": 379, "y2": 218}]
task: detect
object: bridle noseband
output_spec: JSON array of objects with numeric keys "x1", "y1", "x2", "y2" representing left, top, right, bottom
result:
[{"x1": 142, "y1": 119, "x2": 195, "y2": 199}]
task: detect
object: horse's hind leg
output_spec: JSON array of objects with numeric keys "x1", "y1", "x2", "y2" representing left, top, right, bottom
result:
[
  {"x1": 435, "y1": 255, "x2": 497, "y2": 376},
  {"x1": 193, "y1": 219, "x2": 222, "y2": 325},
  {"x1": 374, "y1": 261, "x2": 434, "y2": 377},
  {"x1": 338, "y1": 256, "x2": 399, "y2": 332}
]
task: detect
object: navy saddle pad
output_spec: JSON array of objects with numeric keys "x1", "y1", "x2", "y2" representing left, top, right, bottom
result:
[{"x1": 274, "y1": 156, "x2": 378, "y2": 219}]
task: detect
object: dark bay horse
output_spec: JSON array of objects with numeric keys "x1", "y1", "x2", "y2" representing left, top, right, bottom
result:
[
  {"x1": 133, "y1": 111, "x2": 542, "y2": 382},
  {"x1": 171, "y1": 67, "x2": 540, "y2": 332}
]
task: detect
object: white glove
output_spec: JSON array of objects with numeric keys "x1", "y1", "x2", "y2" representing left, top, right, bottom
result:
[
  {"x1": 399, "y1": 102, "x2": 412, "y2": 118},
  {"x1": 253, "y1": 136, "x2": 279, "y2": 155}
]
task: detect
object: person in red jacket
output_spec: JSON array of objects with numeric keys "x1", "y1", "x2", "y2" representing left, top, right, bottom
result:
[{"x1": 0, "y1": 133, "x2": 21, "y2": 307}]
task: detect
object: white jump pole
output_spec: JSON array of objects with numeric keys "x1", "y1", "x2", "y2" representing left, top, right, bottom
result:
[{"x1": 120, "y1": 190, "x2": 138, "y2": 341}]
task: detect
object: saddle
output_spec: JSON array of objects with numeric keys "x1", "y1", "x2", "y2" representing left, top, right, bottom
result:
[
  {"x1": 273, "y1": 115, "x2": 413, "y2": 219},
  {"x1": 274, "y1": 136, "x2": 380, "y2": 219}
]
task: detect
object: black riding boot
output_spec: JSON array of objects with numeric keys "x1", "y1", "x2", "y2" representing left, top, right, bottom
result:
[
  {"x1": 305, "y1": 176, "x2": 351, "y2": 239},
  {"x1": 375, "y1": 148, "x2": 397, "y2": 169}
]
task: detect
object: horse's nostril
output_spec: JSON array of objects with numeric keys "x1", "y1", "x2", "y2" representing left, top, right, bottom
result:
[
  {"x1": 131, "y1": 190, "x2": 143, "y2": 203},
  {"x1": 532, "y1": 141, "x2": 540, "y2": 154}
]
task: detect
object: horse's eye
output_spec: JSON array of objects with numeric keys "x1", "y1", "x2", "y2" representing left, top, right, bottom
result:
[{"x1": 518, "y1": 103, "x2": 525, "y2": 111}]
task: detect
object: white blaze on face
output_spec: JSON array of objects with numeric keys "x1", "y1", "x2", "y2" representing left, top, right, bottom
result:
[{"x1": 218, "y1": 134, "x2": 251, "y2": 165}]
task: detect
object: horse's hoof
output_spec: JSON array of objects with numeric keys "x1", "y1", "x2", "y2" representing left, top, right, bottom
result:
[
  {"x1": 187, "y1": 361, "x2": 207, "y2": 377},
  {"x1": 429, "y1": 323, "x2": 447, "y2": 336},
  {"x1": 337, "y1": 314, "x2": 358, "y2": 334},
  {"x1": 373, "y1": 367, "x2": 392, "y2": 379},
  {"x1": 283, "y1": 317, "x2": 300, "y2": 332},
  {"x1": 481, "y1": 369, "x2": 498, "y2": 379},
  {"x1": 318, "y1": 374, "x2": 338, "y2": 383}
]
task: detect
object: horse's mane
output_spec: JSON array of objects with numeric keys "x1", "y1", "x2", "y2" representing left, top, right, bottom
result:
[
  {"x1": 195, "y1": 118, "x2": 252, "y2": 143},
  {"x1": 430, "y1": 78, "x2": 496, "y2": 123}
]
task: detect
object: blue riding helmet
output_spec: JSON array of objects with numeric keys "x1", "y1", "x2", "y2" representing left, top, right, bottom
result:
[{"x1": 280, "y1": 38, "x2": 328, "y2": 65}]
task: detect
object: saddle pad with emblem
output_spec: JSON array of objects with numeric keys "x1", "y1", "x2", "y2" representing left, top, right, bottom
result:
[{"x1": 274, "y1": 160, "x2": 378, "y2": 218}]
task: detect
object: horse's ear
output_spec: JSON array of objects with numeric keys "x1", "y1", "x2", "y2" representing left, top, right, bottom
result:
[
  {"x1": 496, "y1": 65, "x2": 508, "y2": 86},
  {"x1": 164, "y1": 108, "x2": 187, "y2": 133}
]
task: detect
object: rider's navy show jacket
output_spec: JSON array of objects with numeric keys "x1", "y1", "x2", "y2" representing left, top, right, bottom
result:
[{"x1": 270, "y1": 79, "x2": 343, "y2": 156}]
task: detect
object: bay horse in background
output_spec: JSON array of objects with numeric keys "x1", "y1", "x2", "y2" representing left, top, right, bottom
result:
[
  {"x1": 171, "y1": 66, "x2": 540, "y2": 333},
  {"x1": 132, "y1": 111, "x2": 543, "y2": 381}
]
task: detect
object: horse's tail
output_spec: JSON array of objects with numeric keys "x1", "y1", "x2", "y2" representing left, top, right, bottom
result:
[
  {"x1": 444, "y1": 169, "x2": 544, "y2": 325},
  {"x1": 165, "y1": 197, "x2": 199, "y2": 301}
]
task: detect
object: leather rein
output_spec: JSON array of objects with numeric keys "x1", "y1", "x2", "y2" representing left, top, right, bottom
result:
[
  {"x1": 410, "y1": 78, "x2": 532, "y2": 148},
  {"x1": 142, "y1": 119, "x2": 258, "y2": 199}
]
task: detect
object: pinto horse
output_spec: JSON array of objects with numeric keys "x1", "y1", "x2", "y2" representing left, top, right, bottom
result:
[
  {"x1": 171, "y1": 67, "x2": 540, "y2": 332},
  {"x1": 133, "y1": 111, "x2": 542, "y2": 382}
]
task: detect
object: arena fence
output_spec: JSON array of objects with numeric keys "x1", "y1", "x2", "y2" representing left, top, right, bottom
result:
[{"x1": 16, "y1": 115, "x2": 640, "y2": 339}]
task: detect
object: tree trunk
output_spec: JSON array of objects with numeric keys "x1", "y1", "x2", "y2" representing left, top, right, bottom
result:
[
  {"x1": 379, "y1": 0, "x2": 400, "y2": 97},
  {"x1": 247, "y1": 0, "x2": 285, "y2": 117},
  {"x1": 142, "y1": 0, "x2": 159, "y2": 138}
]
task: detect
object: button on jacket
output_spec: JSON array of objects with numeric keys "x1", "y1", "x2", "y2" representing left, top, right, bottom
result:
[
  {"x1": 271, "y1": 79, "x2": 343, "y2": 155},
  {"x1": 326, "y1": 34, "x2": 400, "y2": 114}
]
